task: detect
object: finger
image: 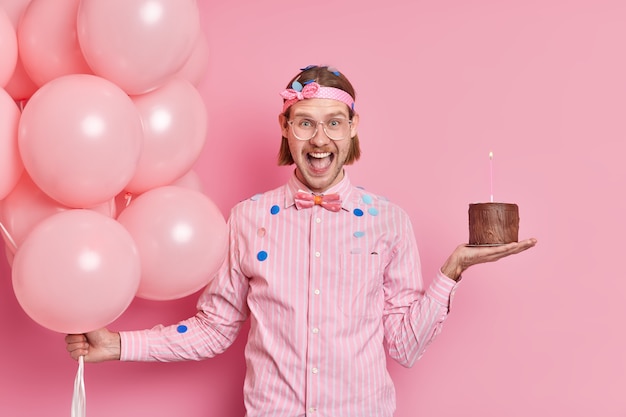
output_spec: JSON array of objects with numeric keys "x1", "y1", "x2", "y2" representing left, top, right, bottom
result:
[
  {"x1": 66, "y1": 341, "x2": 88, "y2": 353},
  {"x1": 482, "y1": 240, "x2": 536, "y2": 260},
  {"x1": 503, "y1": 239, "x2": 537, "y2": 255},
  {"x1": 65, "y1": 334, "x2": 87, "y2": 344},
  {"x1": 491, "y1": 239, "x2": 536, "y2": 253},
  {"x1": 70, "y1": 351, "x2": 88, "y2": 361}
]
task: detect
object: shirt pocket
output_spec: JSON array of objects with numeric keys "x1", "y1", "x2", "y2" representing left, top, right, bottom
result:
[{"x1": 337, "y1": 253, "x2": 384, "y2": 320}]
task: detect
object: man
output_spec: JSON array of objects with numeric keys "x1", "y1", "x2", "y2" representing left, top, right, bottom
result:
[{"x1": 66, "y1": 65, "x2": 536, "y2": 417}]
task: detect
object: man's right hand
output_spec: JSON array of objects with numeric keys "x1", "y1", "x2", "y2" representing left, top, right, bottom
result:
[{"x1": 65, "y1": 328, "x2": 121, "y2": 362}]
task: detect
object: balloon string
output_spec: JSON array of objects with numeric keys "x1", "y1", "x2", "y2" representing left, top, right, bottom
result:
[
  {"x1": 0, "y1": 221, "x2": 17, "y2": 252},
  {"x1": 71, "y1": 356, "x2": 86, "y2": 417}
]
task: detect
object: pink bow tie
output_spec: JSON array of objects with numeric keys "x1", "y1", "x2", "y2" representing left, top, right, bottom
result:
[{"x1": 294, "y1": 191, "x2": 342, "y2": 212}]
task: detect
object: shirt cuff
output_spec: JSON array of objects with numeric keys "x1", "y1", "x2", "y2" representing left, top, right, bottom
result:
[
  {"x1": 119, "y1": 330, "x2": 150, "y2": 361},
  {"x1": 426, "y1": 270, "x2": 460, "y2": 308}
]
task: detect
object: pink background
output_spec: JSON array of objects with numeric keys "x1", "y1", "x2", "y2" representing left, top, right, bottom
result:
[{"x1": 1, "y1": 0, "x2": 626, "y2": 415}]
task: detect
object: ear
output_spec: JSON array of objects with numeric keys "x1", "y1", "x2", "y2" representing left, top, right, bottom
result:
[
  {"x1": 278, "y1": 113, "x2": 289, "y2": 137},
  {"x1": 350, "y1": 113, "x2": 360, "y2": 138}
]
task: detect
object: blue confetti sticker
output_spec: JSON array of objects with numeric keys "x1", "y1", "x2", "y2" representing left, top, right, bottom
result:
[
  {"x1": 291, "y1": 80, "x2": 303, "y2": 92},
  {"x1": 353, "y1": 208, "x2": 364, "y2": 217},
  {"x1": 362, "y1": 194, "x2": 373, "y2": 205},
  {"x1": 177, "y1": 325, "x2": 188, "y2": 334},
  {"x1": 327, "y1": 67, "x2": 341, "y2": 76},
  {"x1": 368, "y1": 207, "x2": 379, "y2": 216},
  {"x1": 257, "y1": 251, "x2": 268, "y2": 261},
  {"x1": 270, "y1": 205, "x2": 280, "y2": 215},
  {"x1": 354, "y1": 231, "x2": 365, "y2": 238}
]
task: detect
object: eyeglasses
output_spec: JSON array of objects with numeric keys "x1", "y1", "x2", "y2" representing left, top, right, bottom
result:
[{"x1": 287, "y1": 117, "x2": 353, "y2": 141}]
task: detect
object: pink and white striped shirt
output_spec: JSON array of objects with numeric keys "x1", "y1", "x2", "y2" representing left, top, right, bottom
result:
[{"x1": 121, "y1": 172, "x2": 459, "y2": 417}]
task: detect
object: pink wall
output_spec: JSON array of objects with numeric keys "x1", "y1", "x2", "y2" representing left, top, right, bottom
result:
[{"x1": 2, "y1": 0, "x2": 626, "y2": 415}]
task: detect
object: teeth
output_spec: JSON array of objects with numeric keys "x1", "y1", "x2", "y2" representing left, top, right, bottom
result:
[{"x1": 309, "y1": 152, "x2": 331, "y2": 159}]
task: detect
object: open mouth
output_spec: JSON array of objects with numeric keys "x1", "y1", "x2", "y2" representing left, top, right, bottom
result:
[{"x1": 307, "y1": 152, "x2": 334, "y2": 172}]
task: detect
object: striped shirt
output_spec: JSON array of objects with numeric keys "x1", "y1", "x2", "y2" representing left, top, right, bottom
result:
[{"x1": 120, "y1": 172, "x2": 459, "y2": 417}]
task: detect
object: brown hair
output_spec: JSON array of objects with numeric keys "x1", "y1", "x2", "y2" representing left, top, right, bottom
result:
[{"x1": 277, "y1": 66, "x2": 361, "y2": 166}]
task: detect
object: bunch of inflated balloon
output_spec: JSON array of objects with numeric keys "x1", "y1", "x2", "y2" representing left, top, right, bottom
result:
[{"x1": 0, "y1": 0, "x2": 227, "y2": 338}]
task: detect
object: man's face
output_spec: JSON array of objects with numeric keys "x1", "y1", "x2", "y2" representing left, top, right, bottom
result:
[{"x1": 279, "y1": 98, "x2": 358, "y2": 193}]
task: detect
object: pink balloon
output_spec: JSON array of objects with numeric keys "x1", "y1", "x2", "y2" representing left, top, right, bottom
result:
[
  {"x1": 18, "y1": 74, "x2": 143, "y2": 208},
  {"x1": 3, "y1": 56, "x2": 38, "y2": 102},
  {"x1": 117, "y1": 186, "x2": 227, "y2": 300},
  {"x1": 0, "y1": 174, "x2": 64, "y2": 253},
  {"x1": 0, "y1": 87, "x2": 23, "y2": 199},
  {"x1": 18, "y1": 0, "x2": 93, "y2": 87},
  {"x1": 77, "y1": 0, "x2": 200, "y2": 95},
  {"x1": 0, "y1": 8, "x2": 18, "y2": 87},
  {"x1": 0, "y1": 173, "x2": 115, "y2": 254},
  {"x1": 115, "y1": 169, "x2": 204, "y2": 219},
  {"x1": 125, "y1": 77, "x2": 207, "y2": 194},
  {"x1": 176, "y1": 32, "x2": 209, "y2": 87},
  {"x1": 0, "y1": 0, "x2": 38, "y2": 101},
  {"x1": 170, "y1": 169, "x2": 204, "y2": 192},
  {"x1": 0, "y1": 0, "x2": 32, "y2": 24},
  {"x1": 12, "y1": 209, "x2": 140, "y2": 334}
]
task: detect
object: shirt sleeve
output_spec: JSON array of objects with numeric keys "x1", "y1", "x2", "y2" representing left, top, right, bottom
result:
[
  {"x1": 120, "y1": 213, "x2": 250, "y2": 362},
  {"x1": 382, "y1": 212, "x2": 460, "y2": 368}
]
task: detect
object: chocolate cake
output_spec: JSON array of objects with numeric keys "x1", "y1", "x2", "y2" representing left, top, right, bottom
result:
[{"x1": 468, "y1": 202, "x2": 519, "y2": 245}]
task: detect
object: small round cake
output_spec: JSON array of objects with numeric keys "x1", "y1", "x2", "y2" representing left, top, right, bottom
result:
[{"x1": 468, "y1": 202, "x2": 519, "y2": 245}]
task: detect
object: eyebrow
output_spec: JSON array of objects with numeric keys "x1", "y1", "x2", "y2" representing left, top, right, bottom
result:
[{"x1": 292, "y1": 111, "x2": 349, "y2": 119}]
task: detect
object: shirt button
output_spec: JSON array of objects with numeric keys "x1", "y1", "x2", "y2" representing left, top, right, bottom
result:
[
  {"x1": 315, "y1": 217, "x2": 321, "y2": 224},
  {"x1": 309, "y1": 407, "x2": 317, "y2": 413},
  {"x1": 311, "y1": 367, "x2": 318, "y2": 374},
  {"x1": 314, "y1": 289, "x2": 320, "y2": 295},
  {"x1": 315, "y1": 251, "x2": 321, "y2": 258},
  {"x1": 312, "y1": 327, "x2": 319, "y2": 334}
]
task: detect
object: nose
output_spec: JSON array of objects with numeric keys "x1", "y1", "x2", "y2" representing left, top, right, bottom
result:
[{"x1": 309, "y1": 122, "x2": 331, "y2": 145}]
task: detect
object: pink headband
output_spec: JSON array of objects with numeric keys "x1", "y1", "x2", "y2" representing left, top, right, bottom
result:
[{"x1": 280, "y1": 82, "x2": 355, "y2": 113}]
